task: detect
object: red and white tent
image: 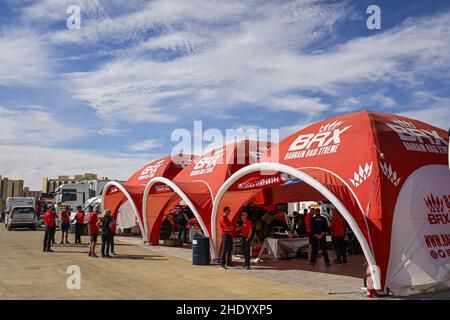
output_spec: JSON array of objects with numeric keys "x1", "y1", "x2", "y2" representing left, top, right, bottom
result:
[
  {"x1": 142, "y1": 140, "x2": 272, "y2": 254},
  {"x1": 211, "y1": 110, "x2": 449, "y2": 295},
  {"x1": 101, "y1": 155, "x2": 194, "y2": 236}
]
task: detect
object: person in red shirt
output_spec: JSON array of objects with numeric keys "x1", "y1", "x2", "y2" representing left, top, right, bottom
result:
[
  {"x1": 60, "y1": 206, "x2": 71, "y2": 244},
  {"x1": 74, "y1": 206, "x2": 85, "y2": 244},
  {"x1": 330, "y1": 209, "x2": 348, "y2": 264},
  {"x1": 43, "y1": 207, "x2": 57, "y2": 252},
  {"x1": 305, "y1": 207, "x2": 315, "y2": 263},
  {"x1": 239, "y1": 211, "x2": 253, "y2": 270},
  {"x1": 219, "y1": 207, "x2": 234, "y2": 269},
  {"x1": 88, "y1": 206, "x2": 99, "y2": 257},
  {"x1": 187, "y1": 216, "x2": 203, "y2": 240},
  {"x1": 305, "y1": 208, "x2": 314, "y2": 233}
]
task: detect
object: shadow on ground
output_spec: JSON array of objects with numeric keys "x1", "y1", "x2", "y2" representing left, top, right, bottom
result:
[{"x1": 111, "y1": 254, "x2": 167, "y2": 261}]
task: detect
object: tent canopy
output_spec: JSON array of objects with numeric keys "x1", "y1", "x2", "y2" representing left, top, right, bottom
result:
[
  {"x1": 211, "y1": 110, "x2": 449, "y2": 295},
  {"x1": 143, "y1": 139, "x2": 273, "y2": 248},
  {"x1": 102, "y1": 155, "x2": 195, "y2": 235}
]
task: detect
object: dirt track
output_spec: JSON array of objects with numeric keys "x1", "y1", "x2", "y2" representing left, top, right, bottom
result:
[{"x1": 0, "y1": 227, "x2": 337, "y2": 300}]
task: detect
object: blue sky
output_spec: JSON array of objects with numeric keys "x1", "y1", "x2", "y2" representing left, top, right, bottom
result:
[{"x1": 0, "y1": 0, "x2": 449, "y2": 189}]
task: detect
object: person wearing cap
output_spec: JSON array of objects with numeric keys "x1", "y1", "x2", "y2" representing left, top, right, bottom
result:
[
  {"x1": 74, "y1": 206, "x2": 85, "y2": 244},
  {"x1": 239, "y1": 211, "x2": 253, "y2": 270},
  {"x1": 98, "y1": 209, "x2": 113, "y2": 258},
  {"x1": 60, "y1": 206, "x2": 71, "y2": 244},
  {"x1": 43, "y1": 207, "x2": 57, "y2": 252},
  {"x1": 88, "y1": 207, "x2": 100, "y2": 257}
]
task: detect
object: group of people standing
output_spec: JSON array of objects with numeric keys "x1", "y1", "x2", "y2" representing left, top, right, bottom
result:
[
  {"x1": 42, "y1": 206, "x2": 117, "y2": 258},
  {"x1": 217, "y1": 205, "x2": 349, "y2": 270},
  {"x1": 219, "y1": 207, "x2": 253, "y2": 270},
  {"x1": 304, "y1": 207, "x2": 348, "y2": 266}
]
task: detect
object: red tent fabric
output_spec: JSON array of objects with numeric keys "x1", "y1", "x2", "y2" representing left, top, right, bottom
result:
[
  {"x1": 143, "y1": 140, "x2": 272, "y2": 248},
  {"x1": 102, "y1": 155, "x2": 194, "y2": 235},
  {"x1": 211, "y1": 110, "x2": 449, "y2": 295}
]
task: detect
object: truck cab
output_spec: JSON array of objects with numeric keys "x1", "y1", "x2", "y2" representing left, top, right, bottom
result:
[
  {"x1": 54, "y1": 185, "x2": 88, "y2": 211},
  {"x1": 54, "y1": 180, "x2": 109, "y2": 229},
  {"x1": 4, "y1": 197, "x2": 37, "y2": 231}
]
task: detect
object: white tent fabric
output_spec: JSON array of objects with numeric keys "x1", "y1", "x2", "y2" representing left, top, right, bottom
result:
[
  {"x1": 117, "y1": 200, "x2": 140, "y2": 234},
  {"x1": 387, "y1": 165, "x2": 450, "y2": 295}
]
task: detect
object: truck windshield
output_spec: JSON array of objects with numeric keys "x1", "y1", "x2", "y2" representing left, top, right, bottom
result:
[
  {"x1": 13, "y1": 208, "x2": 35, "y2": 215},
  {"x1": 62, "y1": 193, "x2": 77, "y2": 202}
]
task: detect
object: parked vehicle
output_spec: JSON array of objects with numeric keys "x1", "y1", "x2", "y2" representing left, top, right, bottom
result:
[
  {"x1": 54, "y1": 180, "x2": 109, "y2": 225},
  {"x1": 4, "y1": 197, "x2": 37, "y2": 231},
  {"x1": 81, "y1": 196, "x2": 102, "y2": 212},
  {"x1": 69, "y1": 196, "x2": 102, "y2": 234},
  {"x1": 36, "y1": 193, "x2": 55, "y2": 217},
  {"x1": 159, "y1": 205, "x2": 193, "y2": 240}
]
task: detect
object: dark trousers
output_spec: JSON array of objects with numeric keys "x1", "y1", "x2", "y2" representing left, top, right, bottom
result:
[
  {"x1": 75, "y1": 223, "x2": 83, "y2": 243},
  {"x1": 242, "y1": 237, "x2": 251, "y2": 266},
  {"x1": 311, "y1": 235, "x2": 329, "y2": 263},
  {"x1": 43, "y1": 226, "x2": 55, "y2": 250},
  {"x1": 332, "y1": 236, "x2": 347, "y2": 262},
  {"x1": 220, "y1": 235, "x2": 233, "y2": 266},
  {"x1": 177, "y1": 225, "x2": 187, "y2": 243},
  {"x1": 101, "y1": 232, "x2": 112, "y2": 257},
  {"x1": 110, "y1": 234, "x2": 115, "y2": 253}
]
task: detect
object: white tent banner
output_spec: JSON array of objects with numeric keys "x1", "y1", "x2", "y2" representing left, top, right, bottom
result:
[{"x1": 387, "y1": 165, "x2": 450, "y2": 295}]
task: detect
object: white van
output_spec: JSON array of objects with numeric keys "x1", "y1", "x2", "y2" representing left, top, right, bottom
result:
[
  {"x1": 69, "y1": 196, "x2": 102, "y2": 234},
  {"x1": 4, "y1": 197, "x2": 37, "y2": 231}
]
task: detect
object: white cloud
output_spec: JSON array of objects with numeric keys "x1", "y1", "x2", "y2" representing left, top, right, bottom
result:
[
  {"x1": 0, "y1": 144, "x2": 155, "y2": 190},
  {"x1": 0, "y1": 29, "x2": 51, "y2": 86},
  {"x1": 267, "y1": 95, "x2": 329, "y2": 113},
  {"x1": 127, "y1": 139, "x2": 161, "y2": 152},
  {"x1": 2, "y1": 0, "x2": 448, "y2": 191},
  {"x1": 48, "y1": 0, "x2": 249, "y2": 45},
  {"x1": 17, "y1": 0, "x2": 109, "y2": 25},
  {"x1": 64, "y1": 2, "x2": 450, "y2": 125},
  {"x1": 66, "y1": 0, "x2": 347, "y2": 122},
  {"x1": 279, "y1": 119, "x2": 313, "y2": 139},
  {"x1": 97, "y1": 127, "x2": 127, "y2": 136},
  {"x1": 133, "y1": 32, "x2": 208, "y2": 54},
  {"x1": 0, "y1": 106, "x2": 87, "y2": 145},
  {"x1": 399, "y1": 102, "x2": 450, "y2": 130}
]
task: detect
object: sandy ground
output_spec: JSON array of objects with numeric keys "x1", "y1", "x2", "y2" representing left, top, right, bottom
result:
[
  {"x1": 1, "y1": 227, "x2": 448, "y2": 300},
  {"x1": 0, "y1": 227, "x2": 342, "y2": 300}
]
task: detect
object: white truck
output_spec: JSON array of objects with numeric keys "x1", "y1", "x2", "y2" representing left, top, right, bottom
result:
[
  {"x1": 54, "y1": 180, "x2": 109, "y2": 215},
  {"x1": 4, "y1": 197, "x2": 37, "y2": 231},
  {"x1": 54, "y1": 181, "x2": 109, "y2": 232}
]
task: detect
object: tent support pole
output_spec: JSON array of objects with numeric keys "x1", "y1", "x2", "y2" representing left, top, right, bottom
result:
[
  {"x1": 101, "y1": 181, "x2": 145, "y2": 238},
  {"x1": 211, "y1": 162, "x2": 381, "y2": 291},
  {"x1": 142, "y1": 177, "x2": 216, "y2": 258}
]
